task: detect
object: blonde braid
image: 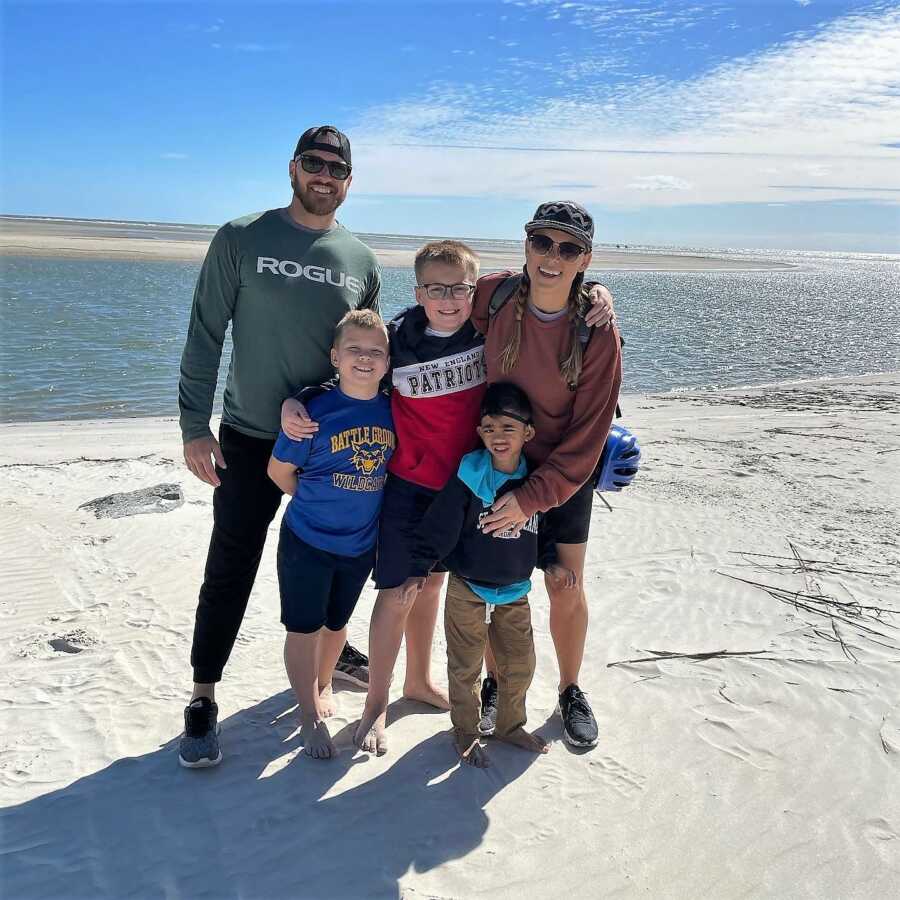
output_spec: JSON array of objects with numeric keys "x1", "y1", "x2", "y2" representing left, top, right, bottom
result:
[
  {"x1": 559, "y1": 273, "x2": 588, "y2": 389},
  {"x1": 498, "y1": 276, "x2": 530, "y2": 374}
]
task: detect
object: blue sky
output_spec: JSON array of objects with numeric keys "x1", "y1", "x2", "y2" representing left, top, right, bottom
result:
[{"x1": 2, "y1": 0, "x2": 898, "y2": 251}]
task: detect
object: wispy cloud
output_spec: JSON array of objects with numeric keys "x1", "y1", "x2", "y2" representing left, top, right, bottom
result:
[
  {"x1": 349, "y1": 5, "x2": 900, "y2": 209},
  {"x1": 627, "y1": 175, "x2": 693, "y2": 192},
  {"x1": 161, "y1": 152, "x2": 189, "y2": 160}
]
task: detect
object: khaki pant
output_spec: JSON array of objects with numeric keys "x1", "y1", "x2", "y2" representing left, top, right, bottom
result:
[{"x1": 444, "y1": 573, "x2": 536, "y2": 738}]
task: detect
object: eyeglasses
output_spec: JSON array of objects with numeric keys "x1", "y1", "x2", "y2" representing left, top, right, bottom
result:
[
  {"x1": 296, "y1": 154, "x2": 352, "y2": 181},
  {"x1": 527, "y1": 233, "x2": 587, "y2": 261},
  {"x1": 417, "y1": 282, "x2": 476, "y2": 301}
]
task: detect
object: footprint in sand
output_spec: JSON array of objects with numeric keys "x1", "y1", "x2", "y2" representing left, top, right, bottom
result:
[
  {"x1": 862, "y1": 818, "x2": 898, "y2": 863},
  {"x1": 695, "y1": 719, "x2": 778, "y2": 770},
  {"x1": 586, "y1": 755, "x2": 647, "y2": 798},
  {"x1": 879, "y1": 715, "x2": 900, "y2": 755}
]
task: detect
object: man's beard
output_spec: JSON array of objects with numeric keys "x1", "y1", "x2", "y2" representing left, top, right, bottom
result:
[{"x1": 292, "y1": 172, "x2": 344, "y2": 216}]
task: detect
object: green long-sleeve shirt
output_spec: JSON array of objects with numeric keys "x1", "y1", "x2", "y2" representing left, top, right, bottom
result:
[{"x1": 178, "y1": 208, "x2": 380, "y2": 442}]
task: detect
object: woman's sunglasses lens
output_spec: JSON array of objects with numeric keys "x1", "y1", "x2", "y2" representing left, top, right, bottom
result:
[
  {"x1": 529, "y1": 234, "x2": 553, "y2": 254},
  {"x1": 558, "y1": 243, "x2": 584, "y2": 260}
]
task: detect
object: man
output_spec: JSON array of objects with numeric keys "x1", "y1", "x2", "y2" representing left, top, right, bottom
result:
[{"x1": 177, "y1": 126, "x2": 379, "y2": 768}]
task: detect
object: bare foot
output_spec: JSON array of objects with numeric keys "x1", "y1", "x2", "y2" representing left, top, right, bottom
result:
[
  {"x1": 402, "y1": 681, "x2": 450, "y2": 711},
  {"x1": 354, "y1": 697, "x2": 389, "y2": 754},
  {"x1": 354, "y1": 709, "x2": 388, "y2": 755},
  {"x1": 454, "y1": 730, "x2": 491, "y2": 768},
  {"x1": 496, "y1": 727, "x2": 549, "y2": 755},
  {"x1": 300, "y1": 718, "x2": 335, "y2": 760},
  {"x1": 318, "y1": 682, "x2": 337, "y2": 718}
]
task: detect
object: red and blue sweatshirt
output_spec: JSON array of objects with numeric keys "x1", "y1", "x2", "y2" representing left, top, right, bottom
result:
[{"x1": 386, "y1": 305, "x2": 487, "y2": 491}]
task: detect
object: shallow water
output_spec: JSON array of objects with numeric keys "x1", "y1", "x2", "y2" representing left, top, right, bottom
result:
[{"x1": 2, "y1": 248, "x2": 897, "y2": 423}]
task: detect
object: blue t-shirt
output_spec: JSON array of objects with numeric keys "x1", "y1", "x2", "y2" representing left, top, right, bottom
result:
[{"x1": 273, "y1": 388, "x2": 395, "y2": 557}]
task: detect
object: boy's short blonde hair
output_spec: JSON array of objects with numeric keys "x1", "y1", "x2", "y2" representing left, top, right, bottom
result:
[
  {"x1": 414, "y1": 240, "x2": 480, "y2": 282},
  {"x1": 333, "y1": 308, "x2": 388, "y2": 346}
]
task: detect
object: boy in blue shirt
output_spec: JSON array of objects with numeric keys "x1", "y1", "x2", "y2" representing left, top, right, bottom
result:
[
  {"x1": 267, "y1": 309, "x2": 394, "y2": 760},
  {"x1": 400, "y1": 383, "x2": 576, "y2": 768}
]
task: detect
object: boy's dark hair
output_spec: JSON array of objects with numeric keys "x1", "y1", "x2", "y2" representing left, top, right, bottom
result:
[{"x1": 480, "y1": 382, "x2": 533, "y2": 425}]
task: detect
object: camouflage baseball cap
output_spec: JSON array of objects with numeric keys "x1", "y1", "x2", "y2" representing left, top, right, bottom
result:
[{"x1": 525, "y1": 200, "x2": 594, "y2": 248}]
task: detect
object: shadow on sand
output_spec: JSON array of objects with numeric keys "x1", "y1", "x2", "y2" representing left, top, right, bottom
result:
[{"x1": 2, "y1": 690, "x2": 545, "y2": 898}]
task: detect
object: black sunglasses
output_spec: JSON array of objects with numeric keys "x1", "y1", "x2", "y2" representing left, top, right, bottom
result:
[
  {"x1": 527, "y1": 233, "x2": 587, "y2": 261},
  {"x1": 296, "y1": 154, "x2": 351, "y2": 181}
]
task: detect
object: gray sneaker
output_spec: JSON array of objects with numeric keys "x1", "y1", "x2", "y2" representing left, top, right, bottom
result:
[
  {"x1": 478, "y1": 675, "x2": 498, "y2": 736},
  {"x1": 178, "y1": 697, "x2": 222, "y2": 768},
  {"x1": 333, "y1": 642, "x2": 369, "y2": 688}
]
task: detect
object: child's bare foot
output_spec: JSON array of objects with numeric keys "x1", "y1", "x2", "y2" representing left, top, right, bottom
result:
[
  {"x1": 497, "y1": 727, "x2": 549, "y2": 755},
  {"x1": 354, "y1": 698, "x2": 389, "y2": 754},
  {"x1": 402, "y1": 680, "x2": 450, "y2": 711},
  {"x1": 354, "y1": 710, "x2": 388, "y2": 755},
  {"x1": 318, "y1": 682, "x2": 337, "y2": 718},
  {"x1": 301, "y1": 718, "x2": 335, "y2": 760},
  {"x1": 454, "y1": 730, "x2": 491, "y2": 768}
]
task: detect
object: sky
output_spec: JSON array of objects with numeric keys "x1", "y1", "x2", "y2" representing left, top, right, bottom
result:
[{"x1": 2, "y1": 0, "x2": 899, "y2": 251}]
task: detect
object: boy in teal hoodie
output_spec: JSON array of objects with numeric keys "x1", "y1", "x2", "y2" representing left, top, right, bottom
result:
[{"x1": 401, "y1": 383, "x2": 575, "y2": 767}]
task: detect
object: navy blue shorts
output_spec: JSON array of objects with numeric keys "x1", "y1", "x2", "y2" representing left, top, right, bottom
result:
[
  {"x1": 374, "y1": 475, "x2": 448, "y2": 590},
  {"x1": 277, "y1": 523, "x2": 375, "y2": 634},
  {"x1": 541, "y1": 478, "x2": 594, "y2": 545}
]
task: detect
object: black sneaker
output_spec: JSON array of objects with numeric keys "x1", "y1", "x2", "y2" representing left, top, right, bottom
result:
[
  {"x1": 478, "y1": 675, "x2": 498, "y2": 735},
  {"x1": 178, "y1": 697, "x2": 222, "y2": 768},
  {"x1": 333, "y1": 642, "x2": 369, "y2": 687},
  {"x1": 558, "y1": 684, "x2": 599, "y2": 748}
]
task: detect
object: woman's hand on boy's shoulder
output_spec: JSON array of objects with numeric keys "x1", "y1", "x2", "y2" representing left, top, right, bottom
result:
[
  {"x1": 584, "y1": 284, "x2": 616, "y2": 329},
  {"x1": 281, "y1": 398, "x2": 318, "y2": 440}
]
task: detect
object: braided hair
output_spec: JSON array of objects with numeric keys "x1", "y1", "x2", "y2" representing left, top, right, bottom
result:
[{"x1": 498, "y1": 267, "x2": 589, "y2": 389}]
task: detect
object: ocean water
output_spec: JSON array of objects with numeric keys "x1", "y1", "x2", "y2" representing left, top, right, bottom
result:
[{"x1": 1, "y1": 249, "x2": 898, "y2": 423}]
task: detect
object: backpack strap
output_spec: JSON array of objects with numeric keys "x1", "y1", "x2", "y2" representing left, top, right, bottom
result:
[{"x1": 488, "y1": 274, "x2": 523, "y2": 320}]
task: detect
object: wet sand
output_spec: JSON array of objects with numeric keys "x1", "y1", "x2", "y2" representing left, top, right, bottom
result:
[{"x1": 0, "y1": 215, "x2": 792, "y2": 271}]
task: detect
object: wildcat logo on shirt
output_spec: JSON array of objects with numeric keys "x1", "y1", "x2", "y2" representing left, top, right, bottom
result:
[
  {"x1": 351, "y1": 438, "x2": 386, "y2": 476},
  {"x1": 330, "y1": 426, "x2": 395, "y2": 492}
]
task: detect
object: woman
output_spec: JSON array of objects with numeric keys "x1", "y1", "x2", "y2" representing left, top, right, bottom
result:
[{"x1": 473, "y1": 200, "x2": 622, "y2": 748}]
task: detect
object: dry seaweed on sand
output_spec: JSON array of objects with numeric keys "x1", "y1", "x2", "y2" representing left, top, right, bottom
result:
[
  {"x1": 608, "y1": 649, "x2": 768, "y2": 667},
  {"x1": 717, "y1": 541, "x2": 900, "y2": 655}
]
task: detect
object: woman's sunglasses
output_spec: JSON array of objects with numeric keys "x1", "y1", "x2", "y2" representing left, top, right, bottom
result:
[
  {"x1": 296, "y1": 154, "x2": 352, "y2": 181},
  {"x1": 527, "y1": 233, "x2": 587, "y2": 261}
]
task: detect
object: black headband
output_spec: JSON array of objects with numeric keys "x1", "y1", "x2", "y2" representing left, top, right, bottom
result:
[{"x1": 482, "y1": 408, "x2": 532, "y2": 425}]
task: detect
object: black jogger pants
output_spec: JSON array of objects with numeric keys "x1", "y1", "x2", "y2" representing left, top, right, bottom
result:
[{"x1": 190, "y1": 424, "x2": 283, "y2": 684}]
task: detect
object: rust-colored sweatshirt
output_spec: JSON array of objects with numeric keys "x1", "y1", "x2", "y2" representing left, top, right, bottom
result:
[{"x1": 472, "y1": 271, "x2": 623, "y2": 518}]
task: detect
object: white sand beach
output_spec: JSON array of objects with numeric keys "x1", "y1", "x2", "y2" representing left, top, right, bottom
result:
[
  {"x1": 0, "y1": 215, "x2": 791, "y2": 271},
  {"x1": 1, "y1": 374, "x2": 898, "y2": 898}
]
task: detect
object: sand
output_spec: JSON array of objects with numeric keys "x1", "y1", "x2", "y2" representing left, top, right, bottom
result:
[
  {"x1": 1, "y1": 374, "x2": 898, "y2": 898},
  {"x1": 0, "y1": 215, "x2": 791, "y2": 271}
]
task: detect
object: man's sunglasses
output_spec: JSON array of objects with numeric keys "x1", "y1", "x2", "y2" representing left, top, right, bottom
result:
[
  {"x1": 296, "y1": 154, "x2": 351, "y2": 181},
  {"x1": 527, "y1": 233, "x2": 587, "y2": 261}
]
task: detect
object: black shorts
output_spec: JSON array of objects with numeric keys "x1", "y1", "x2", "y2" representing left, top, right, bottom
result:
[
  {"x1": 374, "y1": 475, "x2": 448, "y2": 590},
  {"x1": 541, "y1": 479, "x2": 594, "y2": 545},
  {"x1": 276, "y1": 523, "x2": 375, "y2": 634}
]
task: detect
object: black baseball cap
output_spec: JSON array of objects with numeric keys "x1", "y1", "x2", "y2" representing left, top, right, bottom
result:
[
  {"x1": 525, "y1": 200, "x2": 594, "y2": 248},
  {"x1": 294, "y1": 126, "x2": 352, "y2": 166}
]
